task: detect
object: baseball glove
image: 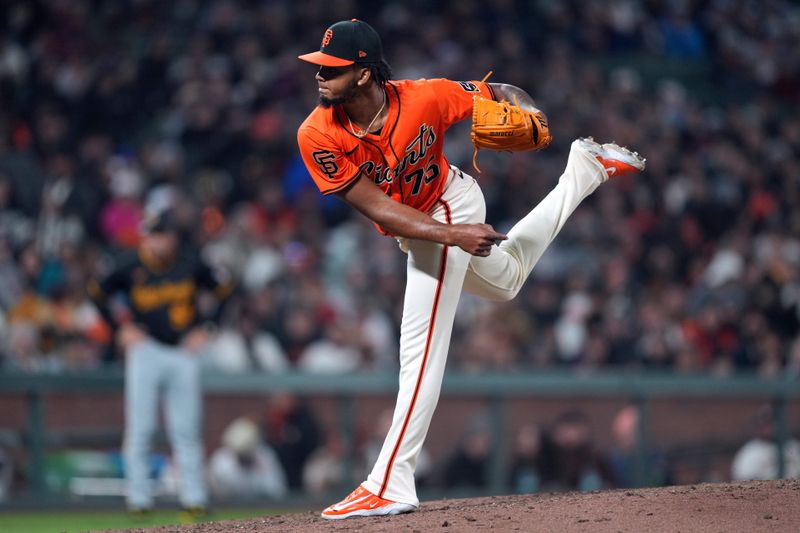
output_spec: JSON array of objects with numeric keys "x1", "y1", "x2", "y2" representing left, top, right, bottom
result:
[{"x1": 471, "y1": 95, "x2": 552, "y2": 172}]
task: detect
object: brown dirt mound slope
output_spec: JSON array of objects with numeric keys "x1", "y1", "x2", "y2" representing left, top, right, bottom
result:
[{"x1": 115, "y1": 479, "x2": 800, "y2": 533}]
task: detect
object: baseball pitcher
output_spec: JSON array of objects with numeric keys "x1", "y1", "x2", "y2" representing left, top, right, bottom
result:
[{"x1": 296, "y1": 19, "x2": 645, "y2": 519}]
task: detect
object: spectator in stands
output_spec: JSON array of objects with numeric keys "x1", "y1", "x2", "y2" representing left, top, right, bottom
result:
[
  {"x1": 546, "y1": 410, "x2": 613, "y2": 491},
  {"x1": 731, "y1": 405, "x2": 800, "y2": 481},
  {"x1": 209, "y1": 417, "x2": 287, "y2": 500},
  {"x1": 0, "y1": 174, "x2": 35, "y2": 251},
  {"x1": 297, "y1": 314, "x2": 362, "y2": 374},
  {"x1": 508, "y1": 424, "x2": 550, "y2": 494},
  {"x1": 606, "y1": 405, "x2": 671, "y2": 488},
  {"x1": 5, "y1": 321, "x2": 47, "y2": 372},
  {"x1": 204, "y1": 301, "x2": 289, "y2": 373},
  {"x1": 443, "y1": 419, "x2": 492, "y2": 489},
  {"x1": 264, "y1": 393, "x2": 321, "y2": 491},
  {"x1": 303, "y1": 430, "x2": 348, "y2": 495},
  {"x1": 97, "y1": 157, "x2": 144, "y2": 249},
  {"x1": 455, "y1": 307, "x2": 522, "y2": 370},
  {"x1": 275, "y1": 306, "x2": 323, "y2": 367}
]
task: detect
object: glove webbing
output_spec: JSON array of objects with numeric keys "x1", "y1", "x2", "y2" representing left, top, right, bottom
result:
[{"x1": 472, "y1": 95, "x2": 526, "y2": 174}]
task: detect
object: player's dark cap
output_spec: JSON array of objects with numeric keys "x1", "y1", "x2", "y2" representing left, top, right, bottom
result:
[
  {"x1": 298, "y1": 19, "x2": 383, "y2": 67},
  {"x1": 140, "y1": 210, "x2": 181, "y2": 235}
]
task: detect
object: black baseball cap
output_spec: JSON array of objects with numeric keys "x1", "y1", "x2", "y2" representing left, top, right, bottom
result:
[{"x1": 298, "y1": 19, "x2": 383, "y2": 67}]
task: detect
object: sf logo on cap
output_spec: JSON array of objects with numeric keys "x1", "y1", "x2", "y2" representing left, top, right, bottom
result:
[{"x1": 322, "y1": 29, "x2": 333, "y2": 47}]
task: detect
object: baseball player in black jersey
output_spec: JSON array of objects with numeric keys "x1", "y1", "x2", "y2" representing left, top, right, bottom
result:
[{"x1": 88, "y1": 210, "x2": 233, "y2": 515}]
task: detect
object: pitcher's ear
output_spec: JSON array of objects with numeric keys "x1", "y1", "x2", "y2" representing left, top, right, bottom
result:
[{"x1": 357, "y1": 66, "x2": 372, "y2": 86}]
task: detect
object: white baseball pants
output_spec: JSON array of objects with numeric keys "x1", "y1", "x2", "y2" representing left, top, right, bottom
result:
[{"x1": 361, "y1": 140, "x2": 608, "y2": 505}]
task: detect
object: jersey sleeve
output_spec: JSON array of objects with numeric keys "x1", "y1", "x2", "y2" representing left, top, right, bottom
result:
[
  {"x1": 87, "y1": 259, "x2": 133, "y2": 326},
  {"x1": 429, "y1": 78, "x2": 495, "y2": 128},
  {"x1": 90, "y1": 262, "x2": 132, "y2": 301},
  {"x1": 297, "y1": 125, "x2": 363, "y2": 195}
]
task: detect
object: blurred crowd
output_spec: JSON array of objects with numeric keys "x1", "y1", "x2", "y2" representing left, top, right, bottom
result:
[
  {"x1": 167, "y1": 399, "x2": 799, "y2": 500},
  {"x1": 0, "y1": 392, "x2": 794, "y2": 502},
  {"x1": 206, "y1": 401, "x2": 642, "y2": 500},
  {"x1": 1, "y1": 0, "x2": 799, "y2": 375}
]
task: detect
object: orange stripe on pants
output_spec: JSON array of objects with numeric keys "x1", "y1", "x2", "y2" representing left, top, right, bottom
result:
[{"x1": 378, "y1": 199, "x2": 452, "y2": 497}]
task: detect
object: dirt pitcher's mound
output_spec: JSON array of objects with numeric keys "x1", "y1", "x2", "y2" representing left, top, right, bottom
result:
[{"x1": 121, "y1": 479, "x2": 800, "y2": 533}]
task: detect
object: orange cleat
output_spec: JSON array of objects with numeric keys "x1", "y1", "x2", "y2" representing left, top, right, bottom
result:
[
  {"x1": 578, "y1": 137, "x2": 646, "y2": 179},
  {"x1": 320, "y1": 485, "x2": 417, "y2": 520}
]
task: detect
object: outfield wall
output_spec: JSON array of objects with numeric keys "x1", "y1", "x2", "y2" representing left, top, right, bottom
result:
[{"x1": 0, "y1": 371, "x2": 798, "y2": 501}]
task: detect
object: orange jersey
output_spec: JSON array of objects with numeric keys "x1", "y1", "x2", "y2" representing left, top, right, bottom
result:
[{"x1": 297, "y1": 78, "x2": 494, "y2": 228}]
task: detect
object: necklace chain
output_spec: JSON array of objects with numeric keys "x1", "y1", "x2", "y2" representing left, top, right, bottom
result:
[{"x1": 347, "y1": 90, "x2": 386, "y2": 138}]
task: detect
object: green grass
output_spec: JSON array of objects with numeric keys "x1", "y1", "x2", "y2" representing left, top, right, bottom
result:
[{"x1": 0, "y1": 507, "x2": 289, "y2": 533}]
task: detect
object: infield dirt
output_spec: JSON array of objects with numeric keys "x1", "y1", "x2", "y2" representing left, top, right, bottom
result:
[{"x1": 109, "y1": 478, "x2": 800, "y2": 533}]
